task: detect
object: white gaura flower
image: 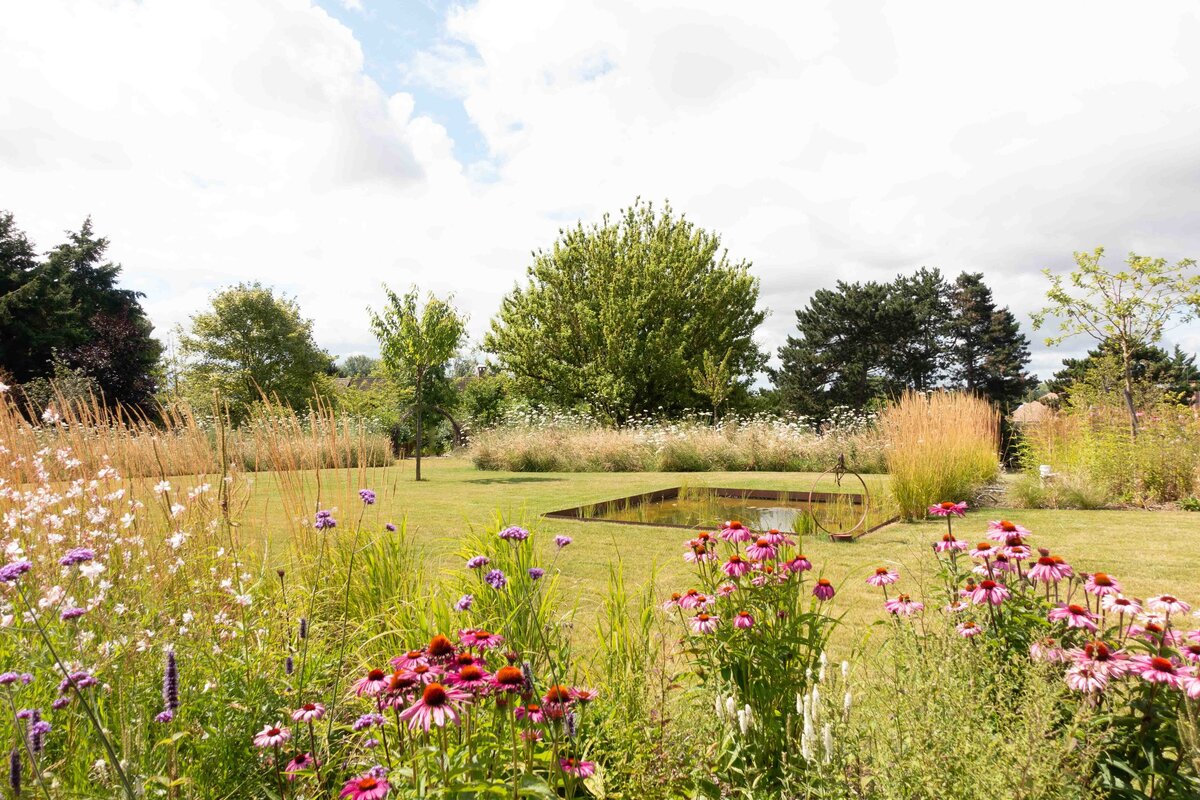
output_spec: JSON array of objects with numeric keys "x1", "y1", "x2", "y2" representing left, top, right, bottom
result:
[
  {"x1": 153, "y1": 481, "x2": 172, "y2": 494},
  {"x1": 79, "y1": 561, "x2": 106, "y2": 581}
]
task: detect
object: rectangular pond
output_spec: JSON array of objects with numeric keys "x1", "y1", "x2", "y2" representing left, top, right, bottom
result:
[{"x1": 545, "y1": 486, "x2": 896, "y2": 540}]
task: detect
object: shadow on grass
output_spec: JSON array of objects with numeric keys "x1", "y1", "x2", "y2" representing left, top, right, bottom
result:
[{"x1": 463, "y1": 476, "x2": 567, "y2": 485}]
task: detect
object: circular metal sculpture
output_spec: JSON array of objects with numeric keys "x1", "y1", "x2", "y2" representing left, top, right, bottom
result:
[{"x1": 807, "y1": 453, "x2": 871, "y2": 540}]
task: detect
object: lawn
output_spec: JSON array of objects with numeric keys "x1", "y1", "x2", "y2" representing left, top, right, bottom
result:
[{"x1": 227, "y1": 456, "x2": 1200, "y2": 649}]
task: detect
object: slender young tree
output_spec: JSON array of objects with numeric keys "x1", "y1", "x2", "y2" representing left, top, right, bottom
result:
[
  {"x1": 369, "y1": 286, "x2": 466, "y2": 481},
  {"x1": 689, "y1": 349, "x2": 735, "y2": 423},
  {"x1": 1032, "y1": 247, "x2": 1200, "y2": 437}
]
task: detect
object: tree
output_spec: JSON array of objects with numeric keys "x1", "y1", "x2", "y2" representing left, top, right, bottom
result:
[
  {"x1": 177, "y1": 283, "x2": 334, "y2": 423},
  {"x1": 947, "y1": 272, "x2": 1035, "y2": 410},
  {"x1": 485, "y1": 200, "x2": 766, "y2": 422},
  {"x1": 1032, "y1": 247, "x2": 1200, "y2": 437},
  {"x1": 369, "y1": 286, "x2": 466, "y2": 481},
  {"x1": 0, "y1": 213, "x2": 161, "y2": 408},
  {"x1": 689, "y1": 349, "x2": 735, "y2": 423},
  {"x1": 1050, "y1": 339, "x2": 1199, "y2": 404},
  {"x1": 337, "y1": 354, "x2": 379, "y2": 377}
]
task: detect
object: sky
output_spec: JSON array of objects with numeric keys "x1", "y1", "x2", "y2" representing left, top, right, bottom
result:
[{"x1": 3, "y1": 0, "x2": 1200, "y2": 381}]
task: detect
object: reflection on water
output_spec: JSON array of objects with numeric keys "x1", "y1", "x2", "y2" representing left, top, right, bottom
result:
[{"x1": 590, "y1": 491, "x2": 882, "y2": 534}]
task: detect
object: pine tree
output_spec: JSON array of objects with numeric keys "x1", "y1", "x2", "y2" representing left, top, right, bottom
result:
[{"x1": 947, "y1": 272, "x2": 1034, "y2": 410}]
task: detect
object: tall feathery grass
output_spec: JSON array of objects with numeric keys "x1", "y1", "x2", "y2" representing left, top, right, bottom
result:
[
  {"x1": 880, "y1": 391, "x2": 1000, "y2": 519},
  {"x1": 470, "y1": 410, "x2": 886, "y2": 473}
]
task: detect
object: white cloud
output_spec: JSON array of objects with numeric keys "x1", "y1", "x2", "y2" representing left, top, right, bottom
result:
[{"x1": 3, "y1": 0, "x2": 1200, "y2": 379}]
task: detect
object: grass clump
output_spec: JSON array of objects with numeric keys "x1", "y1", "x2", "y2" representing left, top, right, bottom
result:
[{"x1": 881, "y1": 391, "x2": 1000, "y2": 519}]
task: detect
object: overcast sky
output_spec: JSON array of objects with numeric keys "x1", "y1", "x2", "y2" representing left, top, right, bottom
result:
[{"x1": 3, "y1": 0, "x2": 1199, "y2": 380}]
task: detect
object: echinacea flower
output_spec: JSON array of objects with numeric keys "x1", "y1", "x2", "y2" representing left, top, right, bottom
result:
[
  {"x1": 928, "y1": 501, "x2": 968, "y2": 517},
  {"x1": 813, "y1": 578, "x2": 836, "y2": 601},
  {"x1": 1130, "y1": 655, "x2": 1194, "y2": 689},
  {"x1": 253, "y1": 724, "x2": 290, "y2": 748},
  {"x1": 427, "y1": 634, "x2": 456, "y2": 661},
  {"x1": 1030, "y1": 637, "x2": 1065, "y2": 663},
  {"x1": 1028, "y1": 556, "x2": 1072, "y2": 584},
  {"x1": 986, "y1": 520, "x2": 1030, "y2": 541},
  {"x1": 285, "y1": 752, "x2": 318, "y2": 779},
  {"x1": 745, "y1": 538, "x2": 777, "y2": 561},
  {"x1": 340, "y1": 773, "x2": 390, "y2": 800},
  {"x1": 734, "y1": 611, "x2": 755, "y2": 629},
  {"x1": 883, "y1": 594, "x2": 924, "y2": 617},
  {"x1": 677, "y1": 589, "x2": 703, "y2": 609},
  {"x1": 1084, "y1": 572, "x2": 1122, "y2": 597},
  {"x1": 783, "y1": 555, "x2": 812, "y2": 573},
  {"x1": 970, "y1": 580, "x2": 1009, "y2": 606},
  {"x1": 291, "y1": 703, "x2": 325, "y2": 722},
  {"x1": 969, "y1": 542, "x2": 996, "y2": 560},
  {"x1": 492, "y1": 665, "x2": 526, "y2": 693},
  {"x1": 560, "y1": 758, "x2": 596, "y2": 778},
  {"x1": 866, "y1": 567, "x2": 899, "y2": 587},
  {"x1": 515, "y1": 703, "x2": 545, "y2": 723},
  {"x1": 1049, "y1": 603, "x2": 1098, "y2": 632},
  {"x1": 391, "y1": 650, "x2": 428, "y2": 670},
  {"x1": 1069, "y1": 641, "x2": 1130, "y2": 678},
  {"x1": 934, "y1": 533, "x2": 969, "y2": 552},
  {"x1": 353, "y1": 669, "x2": 389, "y2": 696},
  {"x1": 446, "y1": 664, "x2": 491, "y2": 692},
  {"x1": 570, "y1": 687, "x2": 599, "y2": 703},
  {"x1": 719, "y1": 520, "x2": 754, "y2": 543},
  {"x1": 956, "y1": 620, "x2": 982, "y2": 638},
  {"x1": 761, "y1": 528, "x2": 793, "y2": 545},
  {"x1": 398, "y1": 682, "x2": 470, "y2": 731},
  {"x1": 723, "y1": 555, "x2": 752, "y2": 578},
  {"x1": 459, "y1": 629, "x2": 504, "y2": 650},
  {"x1": 1065, "y1": 664, "x2": 1108, "y2": 693},
  {"x1": 716, "y1": 583, "x2": 736, "y2": 597},
  {"x1": 1180, "y1": 641, "x2": 1200, "y2": 665},
  {"x1": 1148, "y1": 594, "x2": 1192, "y2": 616},
  {"x1": 1102, "y1": 595, "x2": 1142, "y2": 617},
  {"x1": 690, "y1": 613, "x2": 720, "y2": 634}
]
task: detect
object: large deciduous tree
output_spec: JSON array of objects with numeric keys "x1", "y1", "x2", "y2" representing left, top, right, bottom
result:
[
  {"x1": 177, "y1": 282, "x2": 333, "y2": 423},
  {"x1": 485, "y1": 200, "x2": 766, "y2": 423},
  {"x1": 369, "y1": 286, "x2": 466, "y2": 481},
  {"x1": 1032, "y1": 247, "x2": 1200, "y2": 437},
  {"x1": 0, "y1": 212, "x2": 161, "y2": 409}
]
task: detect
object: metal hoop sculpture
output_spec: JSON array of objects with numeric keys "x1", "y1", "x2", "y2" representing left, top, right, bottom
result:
[{"x1": 807, "y1": 453, "x2": 871, "y2": 540}]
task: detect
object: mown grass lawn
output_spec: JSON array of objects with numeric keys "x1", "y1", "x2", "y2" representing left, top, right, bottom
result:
[{"x1": 231, "y1": 456, "x2": 1200, "y2": 649}]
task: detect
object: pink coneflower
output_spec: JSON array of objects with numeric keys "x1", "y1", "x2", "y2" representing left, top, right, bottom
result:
[
  {"x1": 1028, "y1": 556, "x2": 1072, "y2": 584},
  {"x1": 403, "y1": 664, "x2": 439, "y2": 685},
  {"x1": 746, "y1": 538, "x2": 777, "y2": 561},
  {"x1": 935, "y1": 532, "x2": 969, "y2": 553},
  {"x1": 716, "y1": 583, "x2": 736, "y2": 597},
  {"x1": 723, "y1": 555, "x2": 753, "y2": 578},
  {"x1": 719, "y1": 520, "x2": 754, "y2": 543},
  {"x1": 285, "y1": 752, "x2": 318, "y2": 779},
  {"x1": 974, "y1": 557, "x2": 1012, "y2": 576},
  {"x1": 426, "y1": 634, "x2": 457, "y2": 661},
  {"x1": 520, "y1": 729, "x2": 544, "y2": 743},
  {"x1": 1084, "y1": 573, "x2": 1122, "y2": 597},
  {"x1": 340, "y1": 773, "x2": 390, "y2": 800},
  {"x1": 1065, "y1": 664, "x2": 1108, "y2": 693},
  {"x1": 970, "y1": 580, "x2": 1009, "y2": 606},
  {"x1": 1148, "y1": 594, "x2": 1192, "y2": 615},
  {"x1": 560, "y1": 758, "x2": 597, "y2": 778},
  {"x1": 783, "y1": 555, "x2": 813, "y2": 573},
  {"x1": 986, "y1": 520, "x2": 1030, "y2": 542},
  {"x1": 969, "y1": 542, "x2": 996, "y2": 559},
  {"x1": 928, "y1": 501, "x2": 968, "y2": 517},
  {"x1": 761, "y1": 528, "x2": 794, "y2": 546},
  {"x1": 690, "y1": 613, "x2": 720, "y2": 634},
  {"x1": 813, "y1": 578, "x2": 835, "y2": 601},
  {"x1": 1187, "y1": 677, "x2": 1200, "y2": 700},
  {"x1": 1049, "y1": 603, "x2": 1098, "y2": 632},
  {"x1": 1102, "y1": 595, "x2": 1142, "y2": 617},
  {"x1": 353, "y1": 669, "x2": 389, "y2": 697},
  {"x1": 492, "y1": 665, "x2": 526, "y2": 693},
  {"x1": 446, "y1": 664, "x2": 491, "y2": 692},
  {"x1": 945, "y1": 599, "x2": 969, "y2": 614},
  {"x1": 1130, "y1": 655, "x2": 1194, "y2": 689},
  {"x1": 734, "y1": 611, "x2": 755, "y2": 629},
  {"x1": 884, "y1": 594, "x2": 924, "y2": 617},
  {"x1": 391, "y1": 650, "x2": 428, "y2": 670},
  {"x1": 514, "y1": 702, "x2": 546, "y2": 723},
  {"x1": 385, "y1": 670, "x2": 419, "y2": 699},
  {"x1": 398, "y1": 683, "x2": 469, "y2": 731},
  {"x1": 291, "y1": 703, "x2": 325, "y2": 722},
  {"x1": 253, "y1": 724, "x2": 291, "y2": 748},
  {"x1": 1031, "y1": 637, "x2": 1065, "y2": 663},
  {"x1": 1128, "y1": 621, "x2": 1180, "y2": 647},
  {"x1": 684, "y1": 542, "x2": 716, "y2": 563},
  {"x1": 1070, "y1": 641, "x2": 1130, "y2": 677},
  {"x1": 866, "y1": 567, "x2": 899, "y2": 587},
  {"x1": 1002, "y1": 543, "x2": 1031, "y2": 561},
  {"x1": 678, "y1": 589, "x2": 704, "y2": 609},
  {"x1": 1180, "y1": 642, "x2": 1200, "y2": 665},
  {"x1": 459, "y1": 629, "x2": 505, "y2": 651},
  {"x1": 956, "y1": 620, "x2": 983, "y2": 638}
]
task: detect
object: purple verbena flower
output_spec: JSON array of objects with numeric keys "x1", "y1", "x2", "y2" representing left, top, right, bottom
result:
[
  {"x1": 466, "y1": 556, "x2": 490, "y2": 570},
  {"x1": 553, "y1": 535, "x2": 572, "y2": 549},
  {"x1": 50, "y1": 698, "x2": 70, "y2": 710},
  {"x1": 527, "y1": 568, "x2": 545, "y2": 581},
  {"x1": 0, "y1": 673, "x2": 21, "y2": 686},
  {"x1": 353, "y1": 713, "x2": 385, "y2": 731},
  {"x1": 385, "y1": 522, "x2": 396, "y2": 532},
  {"x1": 60, "y1": 607, "x2": 86, "y2": 621},
  {"x1": 314, "y1": 510, "x2": 337, "y2": 530},
  {"x1": 485, "y1": 569, "x2": 508, "y2": 590},
  {"x1": 359, "y1": 489, "x2": 376, "y2": 505},
  {"x1": 58, "y1": 672, "x2": 96, "y2": 694},
  {"x1": 498, "y1": 526, "x2": 529, "y2": 542},
  {"x1": 0, "y1": 560, "x2": 32, "y2": 583},
  {"x1": 454, "y1": 594, "x2": 474, "y2": 612},
  {"x1": 59, "y1": 548, "x2": 96, "y2": 567}
]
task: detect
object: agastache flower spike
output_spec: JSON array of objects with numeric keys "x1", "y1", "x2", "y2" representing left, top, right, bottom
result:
[{"x1": 163, "y1": 649, "x2": 179, "y2": 713}]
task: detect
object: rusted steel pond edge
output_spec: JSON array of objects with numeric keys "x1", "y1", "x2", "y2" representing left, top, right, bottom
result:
[{"x1": 541, "y1": 485, "x2": 899, "y2": 541}]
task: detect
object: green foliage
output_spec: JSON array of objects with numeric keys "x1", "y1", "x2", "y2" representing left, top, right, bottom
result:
[
  {"x1": 486, "y1": 199, "x2": 766, "y2": 423},
  {"x1": 1033, "y1": 246, "x2": 1200, "y2": 437},
  {"x1": 1051, "y1": 338, "x2": 1200, "y2": 405},
  {"x1": 15, "y1": 354, "x2": 100, "y2": 417},
  {"x1": 689, "y1": 349, "x2": 735, "y2": 422},
  {"x1": 177, "y1": 282, "x2": 334, "y2": 424},
  {"x1": 337, "y1": 354, "x2": 379, "y2": 377},
  {"x1": 775, "y1": 269, "x2": 1032, "y2": 419},
  {"x1": 0, "y1": 211, "x2": 162, "y2": 409},
  {"x1": 369, "y1": 285, "x2": 467, "y2": 479}
]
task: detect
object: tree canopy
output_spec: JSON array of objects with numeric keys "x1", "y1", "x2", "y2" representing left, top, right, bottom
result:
[
  {"x1": 775, "y1": 269, "x2": 1032, "y2": 418},
  {"x1": 0, "y1": 212, "x2": 161, "y2": 409},
  {"x1": 485, "y1": 200, "x2": 766, "y2": 423},
  {"x1": 177, "y1": 282, "x2": 333, "y2": 422}
]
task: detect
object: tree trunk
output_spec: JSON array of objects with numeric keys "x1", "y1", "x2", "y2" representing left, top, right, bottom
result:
[
  {"x1": 414, "y1": 372, "x2": 423, "y2": 481},
  {"x1": 1121, "y1": 341, "x2": 1139, "y2": 440}
]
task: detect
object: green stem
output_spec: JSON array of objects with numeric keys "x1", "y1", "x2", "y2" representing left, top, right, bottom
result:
[{"x1": 4, "y1": 691, "x2": 52, "y2": 800}]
